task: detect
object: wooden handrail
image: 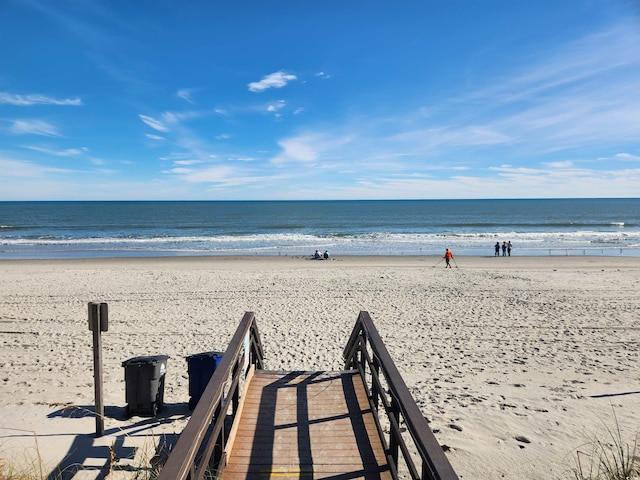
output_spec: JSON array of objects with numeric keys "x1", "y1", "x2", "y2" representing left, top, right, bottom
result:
[
  {"x1": 159, "y1": 310, "x2": 455, "y2": 479},
  {"x1": 344, "y1": 311, "x2": 459, "y2": 480},
  {"x1": 158, "y1": 311, "x2": 264, "y2": 480}
]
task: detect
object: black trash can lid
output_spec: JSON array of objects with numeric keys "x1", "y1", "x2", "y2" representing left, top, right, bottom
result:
[
  {"x1": 122, "y1": 354, "x2": 170, "y2": 367},
  {"x1": 186, "y1": 351, "x2": 223, "y2": 361}
]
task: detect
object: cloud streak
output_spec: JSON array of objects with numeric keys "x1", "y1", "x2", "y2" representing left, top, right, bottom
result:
[
  {"x1": 26, "y1": 145, "x2": 87, "y2": 156},
  {"x1": 139, "y1": 115, "x2": 169, "y2": 132},
  {"x1": 9, "y1": 120, "x2": 61, "y2": 136},
  {"x1": 177, "y1": 88, "x2": 196, "y2": 103},
  {"x1": 0, "y1": 92, "x2": 82, "y2": 106}
]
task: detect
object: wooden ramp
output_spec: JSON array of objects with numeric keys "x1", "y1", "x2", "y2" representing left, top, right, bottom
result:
[{"x1": 221, "y1": 370, "x2": 392, "y2": 480}]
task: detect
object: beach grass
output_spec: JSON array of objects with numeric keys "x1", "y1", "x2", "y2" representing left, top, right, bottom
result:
[
  {"x1": 0, "y1": 427, "x2": 47, "y2": 480},
  {"x1": 0, "y1": 439, "x2": 161, "y2": 480},
  {"x1": 0, "y1": 403, "x2": 170, "y2": 480},
  {"x1": 568, "y1": 410, "x2": 640, "y2": 480}
]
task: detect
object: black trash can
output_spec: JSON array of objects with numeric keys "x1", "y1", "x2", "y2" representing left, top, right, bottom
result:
[
  {"x1": 122, "y1": 355, "x2": 169, "y2": 417},
  {"x1": 186, "y1": 351, "x2": 223, "y2": 410}
]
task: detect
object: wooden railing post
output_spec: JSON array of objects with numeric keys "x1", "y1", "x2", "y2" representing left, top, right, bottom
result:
[
  {"x1": 389, "y1": 395, "x2": 400, "y2": 466},
  {"x1": 232, "y1": 360, "x2": 240, "y2": 415},
  {"x1": 372, "y1": 355, "x2": 380, "y2": 408},
  {"x1": 212, "y1": 401, "x2": 224, "y2": 471}
]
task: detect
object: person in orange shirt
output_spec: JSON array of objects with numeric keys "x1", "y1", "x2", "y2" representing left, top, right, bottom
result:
[{"x1": 443, "y1": 248, "x2": 453, "y2": 268}]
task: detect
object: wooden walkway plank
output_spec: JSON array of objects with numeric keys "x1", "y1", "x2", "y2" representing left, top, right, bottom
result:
[{"x1": 221, "y1": 371, "x2": 392, "y2": 480}]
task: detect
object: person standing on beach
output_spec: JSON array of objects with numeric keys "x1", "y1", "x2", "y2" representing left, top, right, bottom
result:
[
  {"x1": 507, "y1": 241, "x2": 512, "y2": 256},
  {"x1": 502, "y1": 241, "x2": 507, "y2": 256},
  {"x1": 444, "y1": 248, "x2": 453, "y2": 268},
  {"x1": 494, "y1": 242, "x2": 500, "y2": 256}
]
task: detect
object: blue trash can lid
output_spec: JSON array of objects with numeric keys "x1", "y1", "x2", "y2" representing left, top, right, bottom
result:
[
  {"x1": 186, "y1": 351, "x2": 223, "y2": 362},
  {"x1": 122, "y1": 354, "x2": 170, "y2": 367}
]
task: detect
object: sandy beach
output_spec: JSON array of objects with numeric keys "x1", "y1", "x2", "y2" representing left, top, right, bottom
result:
[{"x1": 0, "y1": 255, "x2": 639, "y2": 479}]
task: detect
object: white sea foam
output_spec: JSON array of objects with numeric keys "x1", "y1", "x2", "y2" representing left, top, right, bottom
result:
[{"x1": 1, "y1": 229, "x2": 639, "y2": 257}]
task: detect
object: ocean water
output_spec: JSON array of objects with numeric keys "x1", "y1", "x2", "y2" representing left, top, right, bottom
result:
[{"x1": 1, "y1": 199, "x2": 639, "y2": 259}]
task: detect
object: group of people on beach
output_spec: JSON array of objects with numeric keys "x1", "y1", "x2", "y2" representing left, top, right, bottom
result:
[
  {"x1": 442, "y1": 241, "x2": 513, "y2": 268},
  {"x1": 494, "y1": 241, "x2": 512, "y2": 257},
  {"x1": 313, "y1": 250, "x2": 330, "y2": 260}
]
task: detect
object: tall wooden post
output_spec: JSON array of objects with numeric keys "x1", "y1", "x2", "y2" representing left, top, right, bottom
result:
[
  {"x1": 389, "y1": 395, "x2": 400, "y2": 466},
  {"x1": 88, "y1": 302, "x2": 108, "y2": 437}
]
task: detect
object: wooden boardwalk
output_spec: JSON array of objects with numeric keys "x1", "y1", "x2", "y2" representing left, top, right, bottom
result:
[{"x1": 221, "y1": 370, "x2": 392, "y2": 480}]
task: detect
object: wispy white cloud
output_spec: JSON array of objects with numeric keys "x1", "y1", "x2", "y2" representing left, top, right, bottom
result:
[
  {"x1": 0, "y1": 92, "x2": 83, "y2": 106},
  {"x1": 145, "y1": 133, "x2": 165, "y2": 140},
  {"x1": 389, "y1": 126, "x2": 515, "y2": 150},
  {"x1": 16, "y1": 0, "x2": 149, "y2": 94},
  {"x1": 139, "y1": 114, "x2": 169, "y2": 132},
  {"x1": 470, "y1": 24, "x2": 640, "y2": 105},
  {"x1": 174, "y1": 159, "x2": 204, "y2": 166},
  {"x1": 165, "y1": 164, "x2": 254, "y2": 186},
  {"x1": 309, "y1": 162, "x2": 640, "y2": 200},
  {"x1": 161, "y1": 110, "x2": 209, "y2": 124},
  {"x1": 17, "y1": 0, "x2": 122, "y2": 48},
  {"x1": 543, "y1": 160, "x2": 574, "y2": 168},
  {"x1": 159, "y1": 152, "x2": 193, "y2": 162},
  {"x1": 248, "y1": 71, "x2": 297, "y2": 92},
  {"x1": 0, "y1": 157, "x2": 46, "y2": 177},
  {"x1": 0, "y1": 157, "x2": 73, "y2": 177},
  {"x1": 267, "y1": 100, "x2": 287, "y2": 117},
  {"x1": 270, "y1": 132, "x2": 353, "y2": 166},
  {"x1": 267, "y1": 100, "x2": 286, "y2": 113},
  {"x1": 614, "y1": 153, "x2": 640, "y2": 161},
  {"x1": 273, "y1": 138, "x2": 317, "y2": 164},
  {"x1": 25, "y1": 145, "x2": 88, "y2": 156},
  {"x1": 9, "y1": 119, "x2": 60, "y2": 136},
  {"x1": 177, "y1": 88, "x2": 196, "y2": 103},
  {"x1": 300, "y1": 21, "x2": 636, "y2": 177},
  {"x1": 451, "y1": 23, "x2": 640, "y2": 156},
  {"x1": 139, "y1": 108, "x2": 235, "y2": 171}
]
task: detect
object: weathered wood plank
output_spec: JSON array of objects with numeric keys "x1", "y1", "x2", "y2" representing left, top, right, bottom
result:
[
  {"x1": 221, "y1": 464, "x2": 393, "y2": 480},
  {"x1": 221, "y1": 371, "x2": 390, "y2": 480}
]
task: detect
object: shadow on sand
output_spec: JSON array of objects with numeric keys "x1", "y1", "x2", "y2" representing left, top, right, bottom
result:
[{"x1": 37, "y1": 402, "x2": 190, "y2": 479}]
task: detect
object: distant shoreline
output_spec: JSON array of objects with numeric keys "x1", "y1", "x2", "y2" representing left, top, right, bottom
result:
[{"x1": 1, "y1": 254, "x2": 638, "y2": 270}]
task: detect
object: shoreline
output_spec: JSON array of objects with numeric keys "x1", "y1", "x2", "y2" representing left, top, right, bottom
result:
[
  {"x1": 1, "y1": 245, "x2": 639, "y2": 262},
  {"x1": 1, "y1": 255, "x2": 639, "y2": 478},
  {"x1": 1, "y1": 253, "x2": 639, "y2": 269}
]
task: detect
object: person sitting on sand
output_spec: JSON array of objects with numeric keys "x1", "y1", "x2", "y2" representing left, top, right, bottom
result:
[
  {"x1": 323, "y1": 250, "x2": 329, "y2": 260},
  {"x1": 314, "y1": 250, "x2": 321, "y2": 259}
]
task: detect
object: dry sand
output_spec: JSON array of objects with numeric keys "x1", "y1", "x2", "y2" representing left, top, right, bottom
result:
[{"x1": 0, "y1": 255, "x2": 639, "y2": 479}]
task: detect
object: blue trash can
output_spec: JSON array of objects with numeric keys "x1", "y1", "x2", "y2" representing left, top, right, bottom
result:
[
  {"x1": 122, "y1": 355, "x2": 169, "y2": 417},
  {"x1": 186, "y1": 351, "x2": 223, "y2": 410}
]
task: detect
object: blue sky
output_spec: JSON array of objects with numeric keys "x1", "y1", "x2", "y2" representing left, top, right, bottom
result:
[{"x1": 1, "y1": 1, "x2": 639, "y2": 200}]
